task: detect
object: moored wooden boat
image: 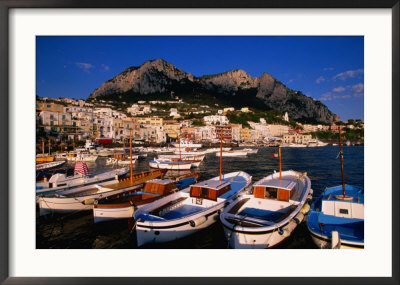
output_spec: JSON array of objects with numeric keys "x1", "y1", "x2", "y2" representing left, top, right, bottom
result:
[
  {"x1": 149, "y1": 159, "x2": 192, "y2": 170},
  {"x1": 36, "y1": 162, "x2": 129, "y2": 196},
  {"x1": 216, "y1": 150, "x2": 247, "y2": 157},
  {"x1": 36, "y1": 154, "x2": 55, "y2": 163},
  {"x1": 133, "y1": 171, "x2": 252, "y2": 247},
  {"x1": 36, "y1": 160, "x2": 66, "y2": 171},
  {"x1": 93, "y1": 172, "x2": 199, "y2": 223},
  {"x1": 37, "y1": 169, "x2": 168, "y2": 216},
  {"x1": 220, "y1": 170, "x2": 312, "y2": 248},
  {"x1": 306, "y1": 126, "x2": 364, "y2": 249},
  {"x1": 307, "y1": 185, "x2": 364, "y2": 249}
]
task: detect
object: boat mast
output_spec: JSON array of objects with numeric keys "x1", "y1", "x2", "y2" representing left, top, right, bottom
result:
[
  {"x1": 219, "y1": 129, "x2": 223, "y2": 182},
  {"x1": 338, "y1": 125, "x2": 346, "y2": 197},
  {"x1": 42, "y1": 139, "x2": 45, "y2": 158},
  {"x1": 178, "y1": 133, "x2": 182, "y2": 161},
  {"x1": 129, "y1": 130, "x2": 133, "y2": 184},
  {"x1": 279, "y1": 146, "x2": 282, "y2": 180}
]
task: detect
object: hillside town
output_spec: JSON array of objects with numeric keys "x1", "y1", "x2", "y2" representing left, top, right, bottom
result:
[{"x1": 36, "y1": 96, "x2": 364, "y2": 147}]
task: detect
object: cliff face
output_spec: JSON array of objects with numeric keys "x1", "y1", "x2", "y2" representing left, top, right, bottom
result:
[{"x1": 89, "y1": 58, "x2": 339, "y2": 124}]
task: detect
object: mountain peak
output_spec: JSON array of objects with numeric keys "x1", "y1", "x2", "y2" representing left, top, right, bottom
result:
[{"x1": 89, "y1": 59, "x2": 338, "y2": 124}]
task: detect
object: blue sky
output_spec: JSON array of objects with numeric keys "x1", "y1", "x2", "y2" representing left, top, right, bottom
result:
[{"x1": 36, "y1": 36, "x2": 364, "y2": 121}]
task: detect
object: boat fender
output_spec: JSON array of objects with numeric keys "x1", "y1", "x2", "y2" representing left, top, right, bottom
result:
[
  {"x1": 294, "y1": 212, "x2": 305, "y2": 224},
  {"x1": 190, "y1": 216, "x2": 207, "y2": 227},
  {"x1": 300, "y1": 203, "x2": 310, "y2": 215},
  {"x1": 331, "y1": 231, "x2": 341, "y2": 249},
  {"x1": 83, "y1": 198, "x2": 95, "y2": 205},
  {"x1": 278, "y1": 228, "x2": 290, "y2": 237}
]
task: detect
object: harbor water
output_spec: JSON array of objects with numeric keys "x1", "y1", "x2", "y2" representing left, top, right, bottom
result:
[{"x1": 36, "y1": 146, "x2": 364, "y2": 249}]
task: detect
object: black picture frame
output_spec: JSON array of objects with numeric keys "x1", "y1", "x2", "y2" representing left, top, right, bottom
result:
[{"x1": 0, "y1": 1, "x2": 399, "y2": 285}]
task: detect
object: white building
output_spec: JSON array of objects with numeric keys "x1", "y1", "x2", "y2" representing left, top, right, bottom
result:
[
  {"x1": 203, "y1": 115, "x2": 229, "y2": 125},
  {"x1": 284, "y1": 112, "x2": 289, "y2": 122}
]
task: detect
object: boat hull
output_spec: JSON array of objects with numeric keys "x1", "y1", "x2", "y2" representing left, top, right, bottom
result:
[
  {"x1": 134, "y1": 171, "x2": 252, "y2": 247},
  {"x1": 220, "y1": 170, "x2": 312, "y2": 249},
  {"x1": 222, "y1": 205, "x2": 308, "y2": 249},
  {"x1": 93, "y1": 205, "x2": 135, "y2": 223},
  {"x1": 38, "y1": 184, "x2": 140, "y2": 216},
  {"x1": 149, "y1": 161, "x2": 192, "y2": 170},
  {"x1": 135, "y1": 205, "x2": 221, "y2": 247}
]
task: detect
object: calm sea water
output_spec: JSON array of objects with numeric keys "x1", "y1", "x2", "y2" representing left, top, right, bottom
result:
[{"x1": 36, "y1": 146, "x2": 364, "y2": 249}]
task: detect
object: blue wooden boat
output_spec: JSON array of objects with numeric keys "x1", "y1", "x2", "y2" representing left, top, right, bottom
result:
[
  {"x1": 307, "y1": 126, "x2": 364, "y2": 249},
  {"x1": 307, "y1": 185, "x2": 364, "y2": 248}
]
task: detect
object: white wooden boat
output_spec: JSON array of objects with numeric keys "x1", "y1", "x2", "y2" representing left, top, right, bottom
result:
[
  {"x1": 133, "y1": 171, "x2": 252, "y2": 247},
  {"x1": 149, "y1": 159, "x2": 192, "y2": 170},
  {"x1": 157, "y1": 154, "x2": 205, "y2": 161},
  {"x1": 220, "y1": 170, "x2": 312, "y2": 248},
  {"x1": 216, "y1": 150, "x2": 248, "y2": 157},
  {"x1": 156, "y1": 156, "x2": 202, "y2": 168},
  {"x1": 93, "y1": 173, "x2": 198, "y2": 223},
  {"x1": 171, "y1": 140, "x2": 202, "y2": 149},
  {"x1": 173, "y1": 150, "x2": 207, "y2": 156},
  {"x1": 287, "y1": 143, "x2": 308, "y2": 148},
  {"x1": 36, "y1": 160, "x2": 66, "y2": 171},
  {"x1": 65, "y1": 152, "x2": 98, "y2": 162},
  {"x1": 240, "y1": 148, "x2": 259, "y2": 153},
  {"x1": 106, "y1": 157, "x2": 137, "y2": 165},
  {"x1": 36, "y1": 164, "x2": 129, "y2": 196},
  {"x1": 38, "y1": 169, "x2": 167, "y2": 216},
  {"x1": 204, "y1": 147, "x2": 231, "y2": 153}
]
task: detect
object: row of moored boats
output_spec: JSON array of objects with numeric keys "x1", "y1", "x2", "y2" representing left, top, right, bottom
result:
[{"x1": 36, "y1": 131, "x2": 363, "y2": 249}]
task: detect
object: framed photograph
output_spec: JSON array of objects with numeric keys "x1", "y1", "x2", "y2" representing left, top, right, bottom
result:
[{"x1": 1, "y1": 1, "x2": 398, "y2": 284}]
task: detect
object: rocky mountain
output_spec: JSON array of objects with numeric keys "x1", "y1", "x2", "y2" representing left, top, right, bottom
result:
[{"x1": 89, "y1": 58, "x2": 339, "y2": 124}]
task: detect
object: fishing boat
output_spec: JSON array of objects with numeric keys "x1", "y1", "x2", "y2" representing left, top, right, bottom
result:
[
  {"x1": 37, "y1": 169, "x2": 167, "y2": 215},
  {"x1": 66, "y1": 152, "x2": 98, "y2": 162},
  {"x1": 220, "y1": 170, "x2": 312, "y2": 249},
  {"x1": 36, "y1": 154, "x2": 55, "y2": 163},
  {"x1": 241, "y1": 148, "x2": 259, "y2": 154},
  {"x1": 106, "y1": 157, "x2": 137, "y2": 165},
  {"x1": 220, "y1": 146, "x2": 312, "y2": 248},
  {"x1": 36, "y1": 162, "x2": 129, "y2": 196},
  {"x1": 307, "y1": 126, "x2": 364, "y2": 249},
  {"x1": 134, "y1": 171, "x2": 252, "y2": 247},
  {"x1": 93, "y1": 173, "x2": 199, "y2": 223},
  {"x1": 149, "y1": 159, "x2": 192, "y2": 170},
  {"x1": 171, "y1": 139, "x2": 202, "y2": 149},
  {"x1": 216, "y1": 150, "x2": 248, "y2": 157},
  {"x1": 36, "y1": 160, "x2": 66, "y2": 171},
  {"x1": 133, "y1": 132, "x2": 252, "y2": 247},
  {"x1": 157, "y1": 154, "x2": 205, "y2": 162},
  {"x1": 36, "y1": 140, "x2": 55, "y2": 162}
]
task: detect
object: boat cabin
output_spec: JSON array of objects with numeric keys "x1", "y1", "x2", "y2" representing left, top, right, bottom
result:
[
  {"x1": 190, "y1": 180, "x2": 231, "y2": 201},
  {"x1": 253, "y1": 179, "x2": 297, "y2": 202},
  {"x1": 143, "y1": 179, "x2": 178, "y2": 196},
  {"x1": 321, "y1": 196, "x2": 364, "y2": 220}
]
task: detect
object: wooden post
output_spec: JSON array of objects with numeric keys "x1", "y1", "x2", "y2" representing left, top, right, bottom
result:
[
  {"x1": 279, "y1": 146, "x2": 282, "y2": 180},
  {"x1": 42, "y1": 140, "x2": 45, "y2": 158},
  {"x1": 178, "y1": 134, "x2": 182, "y2": 161},
  {"x1": 130, "y1": 130, "x2": 133, "y2": 184},
  {"x1": 339, "y1": 126, "x2": 346, "y2": 197},
  {"x1": 48, "y1": 138, "x2": 51, "y2": 155},
  {"x1": 219, "y1": 129, "x2": 223, "y2": 182}
]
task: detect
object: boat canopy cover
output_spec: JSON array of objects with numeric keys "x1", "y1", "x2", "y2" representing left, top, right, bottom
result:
[
  {"x1": 254, "y1": 179, "x2": 296, "y2": 191},
  {"x1": 146, "y1": 179, "x2": 175, "y2": 185},
  {"x1": 192, "y1": 179, "x2": 230, "y2": 190}
]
